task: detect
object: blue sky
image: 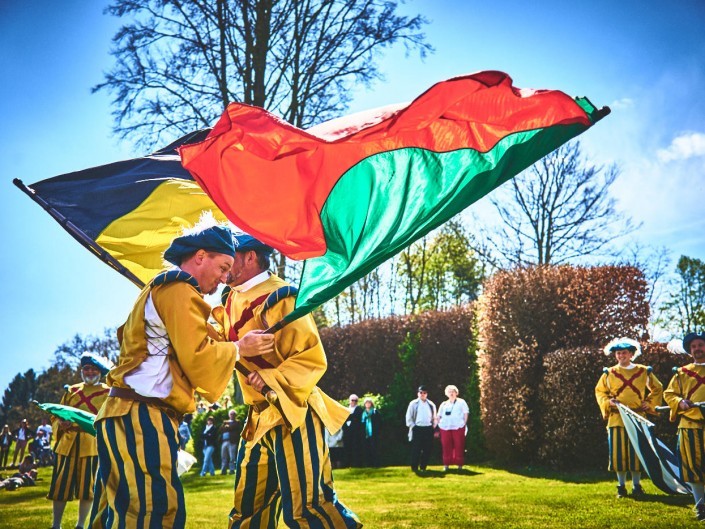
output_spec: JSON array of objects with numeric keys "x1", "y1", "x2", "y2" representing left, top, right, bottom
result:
[{"x1": 1, "y1": 0, "x2": 704, "y2": 391}]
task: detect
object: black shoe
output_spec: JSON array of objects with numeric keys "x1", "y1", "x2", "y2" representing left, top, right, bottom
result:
[
  {"x1": 411, "y1": 466, "x2": 418, "y2": 472},
  {"x1": 631, "y1": 484, "x2": 645, "y2": 497},
  {"x1": 616, "y1": 485, "x2": 628, "y2": 498},
  {"x1": 696, "y1": 502, "x2": 705, "y2": 521}
]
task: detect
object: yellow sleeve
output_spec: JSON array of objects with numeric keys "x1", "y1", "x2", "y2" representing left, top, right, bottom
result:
[
  {"x1": 595, "y1": 373, "x2": 612, "y2": 420},
  {"x1": 644, "y1": 371, "x2": 663, "y2": 411},
  {"x1": 152, "y1": 282, "x2": 237, "y2": 403},
  {"x1": 256, "y1": 297, "x2": 327, "y2": 430}
]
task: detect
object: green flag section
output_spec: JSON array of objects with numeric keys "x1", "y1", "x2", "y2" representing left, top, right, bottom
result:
[
  {"x1": 14, "y1": 130, "x2": 226, "y2": 287},
  {"x1": 34, "y1": 401, "x2": 97, "y2": 436},
  {"x1": 181, "y1": 71, "x2": 609, "y2": 324}
]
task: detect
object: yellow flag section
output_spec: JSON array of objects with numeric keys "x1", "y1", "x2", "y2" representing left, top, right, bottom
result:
[
  {"x1": 14, "y1": 129, "x2": 225, "y2": 286},
  {"x1": 96, "y1": 179, "x2": 227, "y2": 284}
]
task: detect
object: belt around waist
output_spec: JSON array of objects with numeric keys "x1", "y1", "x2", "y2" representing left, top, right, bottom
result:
[{"x1": 108, "y1": 387, "x2": 182, "y2": 422}]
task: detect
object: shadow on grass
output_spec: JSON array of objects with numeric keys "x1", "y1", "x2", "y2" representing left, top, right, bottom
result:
[
  {"x1": 630, "y1": 493, "x2": 692, "y2": 506},
  {"x1": 495, "y1": 464, "x2": 614, "y2": 484}
]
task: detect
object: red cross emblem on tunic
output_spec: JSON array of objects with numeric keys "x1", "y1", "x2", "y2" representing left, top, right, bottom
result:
[
  {"x1": 69, "y1": 387, "x2": 109, "y2": 414},
  {"x1": 611, "y1": 368, "x2": 644, "y2": 400},
  {"x1": 682, "y1": 368, "x2": 705, "y2": 400}
]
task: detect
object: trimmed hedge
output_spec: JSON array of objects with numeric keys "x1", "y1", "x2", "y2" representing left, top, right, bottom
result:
[{"x1": 477, "y1": 265, "x2": 650, "y2": 464}]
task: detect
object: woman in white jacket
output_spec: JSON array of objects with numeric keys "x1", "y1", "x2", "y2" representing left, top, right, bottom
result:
[{"x1": 436, "y1": 385, "x2": 469, "y2": 471}]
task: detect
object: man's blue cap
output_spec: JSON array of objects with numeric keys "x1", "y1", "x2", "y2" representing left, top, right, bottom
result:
[
  {"x1": 232, "y1": 233, "x2": 274, "y2": 257},
  {"x1": 164, "y1": 225, "x2": 236, "y2": 266},
  {"x1": 80, "y1": 352, "x2": 112, "y2": 377},
  {"x1": 683, "y1": 332, "x2": 705, "y2": 353}
]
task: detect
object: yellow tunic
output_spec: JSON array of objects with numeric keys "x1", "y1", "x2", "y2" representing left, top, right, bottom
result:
[
  {"x1": 223, "y1": 274, "x2": 349, "y2": 444},
  {"x1": 595, "y1": 364, "x2": 663, "y2": 427},
  {"x1": 664, "y1": 363, "x2": 705, "y2": 428},
  {"x1": 53, "y1": 382, "x2": 109, "y2": 457},
  {"x1": 97, "y1": 278, "x2": 237, "y2": 421}
]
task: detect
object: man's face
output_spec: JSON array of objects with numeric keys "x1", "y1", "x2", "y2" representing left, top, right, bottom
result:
[
  {"x1": 349, "y1": 397, "x2": 358, "y2": 407},
  {"x1": 615, "y1": 349, "x2": 634, "y2": 366},
  {"x1": 690, "y1": 338, "x2": 705, "y2": 363},
  {"x1": 198, "y1": 252, "x2": 234, "y2": 295},
  {"x1": 227, "y1": 251, "x2": 260, "y2": 287},
  {"x1": 418, "y1": 390, "x2": 428, "y2": 401},
  {"x1": 81, "y1": 365, "x2": 101, "y2": 385}
]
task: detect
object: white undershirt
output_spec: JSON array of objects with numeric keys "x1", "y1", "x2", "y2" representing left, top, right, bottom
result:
[
  {"x1": 234, "y1": 271, "x2": 270, "y2": 293},
  {"x1": 124, "y1": 292, "x2": 173, "y2": 398}
]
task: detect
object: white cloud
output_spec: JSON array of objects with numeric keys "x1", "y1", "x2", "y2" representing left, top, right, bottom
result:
[
  {"x1": 657, "y1": 132, "x2": 705, "y2": 162},
  {"x1": 610, "y1": 98, "x2": 634, "y2": 110}
]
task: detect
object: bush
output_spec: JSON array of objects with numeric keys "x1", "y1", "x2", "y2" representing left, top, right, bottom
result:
[{"x1": 477, "y1": 265, "x2": 650, "y2": 464}]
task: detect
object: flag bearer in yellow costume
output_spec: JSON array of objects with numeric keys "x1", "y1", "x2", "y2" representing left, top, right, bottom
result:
[
  {"x1": 88, "y1": 221, "x2": 274, "y2": 529},
  {"x1": 664, "y1": 332, "x2": 705, "y2": 522},
  {"x1": 595, "y1": 337, "x2": 663, "y2": 498},
  {"x1": 49, "y1": 352, "x2": 110, "y2": 529},
  {"x1": 221, "y1": 233, "x2": 361, "y2": 529}
]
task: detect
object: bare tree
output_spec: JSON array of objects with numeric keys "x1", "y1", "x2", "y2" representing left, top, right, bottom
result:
[
  {"x1": 658, "y1": 255, "x2": 705, "y2": 335},
  {"x1": 488, "y1": 141, "x2": 634, "y2": 265},
  {"x1": 96, "y1": 0, "x2": 431, "y2": 150}
]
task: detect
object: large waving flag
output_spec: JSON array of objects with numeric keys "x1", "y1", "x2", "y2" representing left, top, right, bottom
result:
[
  {"x1": 617, "y1": 404, "x2": 690, "y2": 495},
  {"x1": 180, "y1": 71, "x2": 609, "y2": 324},
  {"x1": 14, "y1": 129, "x2": 226, "y2": 287}
]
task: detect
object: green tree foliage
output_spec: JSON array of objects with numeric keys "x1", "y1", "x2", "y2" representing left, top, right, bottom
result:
[
  {"x1": 659, "y1": 255, "x2": 705, "y2": 335},
  {"x1": 398, "y1": 220, "x2": 484, "y2": 314},
  {"x1": 0, "y1": 365, "x2": 76, "y2": 427},
  {"x1": 97, "y1": 0, "x2": 431, "y2": 150}
]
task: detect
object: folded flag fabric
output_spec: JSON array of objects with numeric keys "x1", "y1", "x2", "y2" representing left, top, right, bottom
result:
[
  {"x1": 618, "y1": 403, "x2": 690, "y2": 495},
  {"x1": 180, "y1": 71, "x2": 609, "y2": 324},
  {"x1": 14, "y1": 129, "x2": 226, "y2": 286},
  {"x1": 34, "y1": 400, "x2": 97, "y2": 436}
]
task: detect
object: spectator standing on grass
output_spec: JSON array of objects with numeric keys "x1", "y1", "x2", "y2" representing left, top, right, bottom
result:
[
  {"x1": 178, "y1": 414, "x2": 193, "y2": 450},
  {"x1": 361, "y1": 397, "x2": 381, "y2": 467},
  {"x1": 436, "y1": 385, "x2": 469, "y2": 471},
  {"x1": 664, "y1": 332, "x2": 705, "y2": 521},
  {"x1": 342, "y1": 394, "x2": 363, "y2": 467},
  {"x1": 219, "y1": 409, "x2": 240, "y2": 474},
  {"x1": 405, "y1": 385, "x2": 436, "y2": 473},
  {"x1": 11, "y1": 419, "x2": 31, "y2": 467},
  {"x1": 595, "y1": 337, "x2": 662, "y2": 499},
  {"x1": 201, "y1": 416, "x2": 217, "y2": 477},
  {"x1": 0, "y1": 424, "x2": 13, "y2": 469}
]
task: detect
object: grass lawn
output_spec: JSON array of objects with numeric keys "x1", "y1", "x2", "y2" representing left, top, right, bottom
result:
[{"x1": 0, "y1": 464, "x2": 697, "y2": 528}]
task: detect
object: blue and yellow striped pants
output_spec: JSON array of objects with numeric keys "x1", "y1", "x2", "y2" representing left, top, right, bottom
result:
[
  {"x1": 230, "y1": 409, "x2": 361, "y2": 529},
  {"x1": 607, "y1": 426, "x2": 641, "y2": 472},
  {"x1": 678, "y1": 427, "x2": 705, "y2": 483},
  {"x1": 47, "y1": 435, "x2": 98, "y2": 501},
  {"x1": 89, "y1": 402, "x2": 186, "y2": 529}
]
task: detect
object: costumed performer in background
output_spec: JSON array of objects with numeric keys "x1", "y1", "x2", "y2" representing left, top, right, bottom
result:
[
  {"x1": 664, "y1": 332, "x2": 705, "y2": 521},
  {"x1": 48, "y1": 352, "x2": 111, "y2": 529},
  {"x1": 595, "y1": 337, "x2": 663, "y2": 498}
]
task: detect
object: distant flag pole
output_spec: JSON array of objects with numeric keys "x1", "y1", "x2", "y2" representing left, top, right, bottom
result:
[{"x1": 180, "y1": 71, "x2": 610, "y2": 327}]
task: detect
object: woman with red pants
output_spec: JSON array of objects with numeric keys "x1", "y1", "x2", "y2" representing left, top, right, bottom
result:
[{"x1": 436, "y1": 385, "x2": 469, "y2": 471}]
